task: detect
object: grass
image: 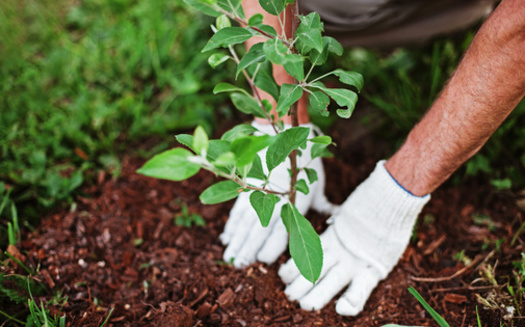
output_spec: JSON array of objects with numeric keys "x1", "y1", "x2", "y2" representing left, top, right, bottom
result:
[{"x1": 0, "y1": 0, "x2": 233, "y2": 233}]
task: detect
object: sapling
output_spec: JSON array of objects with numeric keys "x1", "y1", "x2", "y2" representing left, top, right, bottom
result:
[{"x1": 137, "y1": 0, "x2": 363, "y2": 283}]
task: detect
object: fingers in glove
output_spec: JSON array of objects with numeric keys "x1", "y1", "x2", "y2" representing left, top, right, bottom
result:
[
  {"x1": 256, "y1": 219, "x2": 288, "y2": 264},
  {"x1": 220, "y1": 196, "x2": 251, "y2": 245},
  {"x1": 311, "y1": 192, "x2": 339, "y2": 215},
  {"x1": 298, "y1": 260, "x2": 356, "y2": 311},
  {"x1": 335, "y1": 265, "x2": 383, "y2": 316},
  {"x1": 278, "y1": 258, "x2": 301, "y2": 284},
  {"x1": 283, "y1": 252, "x2": 339, "y2": 301},
  {"x1": 279, "y1": 226, "x2": 338, "y2": 284},
  {"x1": 222, "y1": 211, "x2": 257, "y2": 265},
  {"x1": 232, "y1": 211, "x2": 281, "y2": 268}
]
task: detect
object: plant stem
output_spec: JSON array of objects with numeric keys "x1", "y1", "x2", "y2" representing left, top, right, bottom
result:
[
  {"x1": 200, "y1": 162, "x2": 289, "y2": 196},
  {"x1": 288, "y1": 0, "x2": 301, "y2": 205}
]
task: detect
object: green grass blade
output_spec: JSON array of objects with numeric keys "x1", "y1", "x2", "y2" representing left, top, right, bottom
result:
[
  {"x1": 0, "y1": 189, "x2": 11, "y2": 216},
  {"x1": 408, "y1": 286, "x2": 450, "y2": 327},
  {"x1": 0, "y1": 308, "x2": 25, "y2": 324},
  {"x1": 7, "y1": 222, "x2": 15, "y2": 245},
  {"x1": 476, "y1": 306, "x2": 482, "y2": 327},
  {"x1": 100, "y1": 307, "x2": 114, "y2": 327},
  {"x1": 41, "y1": 301, "x2": 50, "y2": 326},
  {"x1": 4, "y1": 252, "x2": 34, "y2": 275},
  {"x1": 11, "y1": 203, "x2": 20, "y2": 243}
]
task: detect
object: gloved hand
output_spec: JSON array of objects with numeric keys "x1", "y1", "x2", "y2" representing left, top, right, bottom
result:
[
  {"x1": 279, "y1": 160, "x2": 430, "y2": 315},
  {"x1": 220, "y1": 121, "x2": 337, "y2": 268}
]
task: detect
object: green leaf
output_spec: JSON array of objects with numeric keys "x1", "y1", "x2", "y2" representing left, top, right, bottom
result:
[
  {"x1": 257, "y1": 24, "x2": 278, "y2": 37},
  {"x1": 311, "y1": 143, "x2": 332, "y2": 159},
  {"x1": 263, "y1": 38, "x2": 289, "y2": 65},
  {"x1": 307, "y1": 90, "x2": 329, "y2": 116},
  {"x1": 248, "y1": 13, "x2": 264, "y2": 26},
  {"x1": 311, "y1": 83, "x2": 358, "y2": 119},
  {"x1": 200, "y1": 181, "x2": 243, "y2": 204},
  {"x1": 183, "y1": 0, "x2": 221, "y2": 17},
  {"x1": 208, "y1": 53, "x2": 230, "y2": 69},
  {"x1": 266, "y1": 127, "x2": 310, "y2": 172},
  {"x1": 253, "y1": 61, "x2": 279, "y2": 101},
  {"x1": 259, "y1": 0, "x2": 285, "y2": 15},
  {"x1": 281, "y1": 203, "x2": 323, "y2": 283},
  {"x1": 213, "y1": 82, "x2": 249, "y2": 95},
  {"x1": 230, "y1": 93, "x2": 266, "y2": 118},
  {"x1": 231, "y1": 135, "x2": 273, "y2": 168},
  {"x1": 491, "y1": 178, "x2": 512, "y2": 190},
  {"x1": 283, "y1": 54, "x2": 304, "y2": 81},
  {"x1": 250, "y1": 191, "x2": 279, "y2": 227},
  {"x1": 295, "y1": 179, "x2": 309, "y2": 195},
  {"x1": 216, "y1": 15, "x2": 231, "y2": 29},
  {"x1": 221, "y1": 124, "x2": 258, "y2": 141},
  {"x1": 324, "y1": 36, "x2": 343, "y2": 56},
  {"x1": 137, "y1": 148, "x2": 200, "y2": 181},
  {"x1": 310, "y1": 135, "x2": 331, "y2": 144},
  {"x1": 202, "y1": 27, "x2": 255, "y2": 52},
  {"x1": 217, "y1": 0, "x2": 245, "y2": 18},
  {"x1": 237, "y1": 43, "x2": 266, "y2": 78},
  {"x1": 332, "y1": 69, "x2": 364, "y2": 92},
  {"x1": 247, "y1": 154, "x2": 266, "y2": 180},
  {"x1": 408, "y1": 287, "x2": 451, "y2": 327},
  {"x1": 276, "y1": 84, "x2": 303, "y2": 116},
  {"x1": 214, "y1": 151, "x2": 236, "y2": 167},
  {"x1": 193, "y1": 126, "x2": 209, "y2": 155},
  {"x1": 208, "y1": 140, "x2": 231, "y2": 161},
  {"x1": 261, "y1": 99, "x2": 272, "y2": 113},
  {"x1": 309, "y1": 36, "x2": 343, "y2": 66},
  {"x1": 304, "y1": 168, "x2": 318, "y2": 184},
  {"x1": 295, "y1": 13, "x2": 323, "y2": 55},
  {"x1": 176, "y1": 134, "x2": 194, "y2": 150}
]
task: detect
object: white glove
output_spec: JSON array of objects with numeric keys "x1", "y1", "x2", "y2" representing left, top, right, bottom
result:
[
  {"x1": 279, "y1": 160, "x2": 430, "y2": 315},
  {"x1": 220, "y1": 121, "x2": 337, "y2": 268}
]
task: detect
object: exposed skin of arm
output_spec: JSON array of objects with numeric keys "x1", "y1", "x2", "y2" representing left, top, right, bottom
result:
[
  {"x1": 385, "y1": 0, "x2": 525, "y2": 196},
  {"x1": 242, "y1": 0, "x2": 309, "y2": 124}
]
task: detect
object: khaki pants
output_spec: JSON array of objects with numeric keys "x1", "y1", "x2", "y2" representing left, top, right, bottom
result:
[{"x1": 299, "y1": 0, "x2": 499, "y2": 47}]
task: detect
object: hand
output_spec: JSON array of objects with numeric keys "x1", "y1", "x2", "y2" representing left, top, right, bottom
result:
[
  {"x1": 279, "y1": 160, "x2": 430, "y2": 315},
  {"x1": 220, "y1": 121, "x2": 337, "y2": 268}
]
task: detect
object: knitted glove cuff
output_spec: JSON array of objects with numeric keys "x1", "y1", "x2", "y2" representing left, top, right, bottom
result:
[{"x1": 333, "y1": 160, "x2": 430, "y2": 277}]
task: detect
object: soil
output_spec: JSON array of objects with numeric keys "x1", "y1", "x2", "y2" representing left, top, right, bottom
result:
[{"x1": 4, "y1": 118, "x2": 525, "y2": 326}]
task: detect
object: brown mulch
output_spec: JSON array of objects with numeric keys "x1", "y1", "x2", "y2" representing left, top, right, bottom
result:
[{"x1": 5, "y1": 119, "x2": 525, "y2": 326}]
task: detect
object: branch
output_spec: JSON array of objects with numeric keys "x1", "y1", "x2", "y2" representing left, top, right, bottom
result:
[{"x1": 288, "y1": 0, "x2": 301, "y2": 204}]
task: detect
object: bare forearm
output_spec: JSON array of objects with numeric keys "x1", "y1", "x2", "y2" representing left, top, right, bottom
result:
[{"x1": 386, "y1": 0, "x2": 525, "y2": 196}]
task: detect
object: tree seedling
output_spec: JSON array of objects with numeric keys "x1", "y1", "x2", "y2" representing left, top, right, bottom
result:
[{"x1": 137, "y1": 0, "x2": 363, "y2": 283}]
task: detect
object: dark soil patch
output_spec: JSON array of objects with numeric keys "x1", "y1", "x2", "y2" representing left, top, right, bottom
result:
[{"x1": 5, "y1": 119, "x2": 525, "y2": 326}]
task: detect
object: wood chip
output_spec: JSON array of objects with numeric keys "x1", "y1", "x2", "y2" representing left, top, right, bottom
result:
[
  {"x1": 423, "y1": 234, "x2": 447, "y2": 255},
  {"x1": 217, "y1": 288, "x2": 235, "y2": 308},
  {"x1": 7, "y1": 244, "x2": 26, "y2": 263},
  {"x1": 443, "y1": 293, "x2": 468, "y2": 304},
  {"x1": 196, "y1": 302, "x2": 212, "y2": 319},
  {"x1": 40, "y1": 269, "x2": 56, "y2": 289}
]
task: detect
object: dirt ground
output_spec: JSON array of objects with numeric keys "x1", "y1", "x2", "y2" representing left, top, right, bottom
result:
[{"x1": 5, "y1": 119, "x2": 525, "y2": 326}]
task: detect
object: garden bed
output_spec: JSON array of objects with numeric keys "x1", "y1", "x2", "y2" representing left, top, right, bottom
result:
[{"x1": 7, "y1": 120, "x2": 525, "y2": 326}]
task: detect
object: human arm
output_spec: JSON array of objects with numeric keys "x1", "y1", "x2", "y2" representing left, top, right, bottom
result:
[{"x1": 386, "y1": 0, "x2": 525, "y2": 196}]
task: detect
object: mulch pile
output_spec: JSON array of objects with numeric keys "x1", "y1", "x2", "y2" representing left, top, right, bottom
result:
[{"x1": 5, "y1": 120, "x2": 525, "y2": 326}]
